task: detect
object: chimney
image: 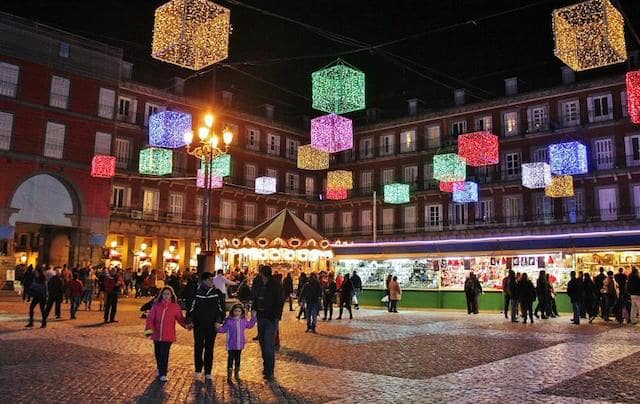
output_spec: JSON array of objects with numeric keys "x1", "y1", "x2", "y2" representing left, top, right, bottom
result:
[
  {"x1": 222, "y1": 90, "x2": 233, "y2": 107},
  {"x1": 120, "y1": 61, "x2": 133, "y2": 81},
  {"x1": 454, "y1": 89, "x2": 466, "y2": 106},
  {"x1": 171, "y1": 77, "x2": 185, "y2": 95},
  {"x1": 504, "y1": 77, "x2": 518, "y2": 96},
  {"x1": 264, "y1": 104, "x2": 274, "y2": 120},
  {"x1": 366, "y1": 107, "x2": 379, "y2": 122},
  {"x1": 407, "y1": 98, "x2": 421, "y2": 115},
  {"x1": 561, "y1": 66, "x2": 575, "y2": 85}
]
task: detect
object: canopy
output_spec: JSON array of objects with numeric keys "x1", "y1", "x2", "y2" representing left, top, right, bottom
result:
[{"x1": 240, "y1": 208, "x2": 324, "y2": 242}]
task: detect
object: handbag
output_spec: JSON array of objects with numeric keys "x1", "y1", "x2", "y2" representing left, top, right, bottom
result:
[{"x1": 381, "y1": 295, "x2": 389, "y2": 303}]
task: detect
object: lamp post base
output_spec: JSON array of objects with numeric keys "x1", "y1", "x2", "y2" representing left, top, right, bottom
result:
[{"x1": 196, "y1": 251, "x2": 216, "y2": 274}]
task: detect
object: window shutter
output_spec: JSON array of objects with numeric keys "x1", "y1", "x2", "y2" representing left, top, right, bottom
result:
[
  {"x1": 129, "y1": 99, "x2": 138, "y2": 123},
  {"x1": 0, "y1": 111, "x2": 13, "y2": 150}
]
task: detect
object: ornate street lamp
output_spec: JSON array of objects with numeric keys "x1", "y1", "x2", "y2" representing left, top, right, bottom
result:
[{"x1": 184, "y1": 114, "x2": 233, "y2": 273}]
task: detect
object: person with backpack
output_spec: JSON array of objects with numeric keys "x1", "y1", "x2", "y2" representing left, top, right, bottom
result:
[{"x1": 25, "y1": 267, "x2": 48, "y2": 328}]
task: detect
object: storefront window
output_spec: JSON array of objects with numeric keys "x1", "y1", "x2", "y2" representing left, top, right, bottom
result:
[{"x1": 335, "y1": 258, "x2": 439, "y2": 289}]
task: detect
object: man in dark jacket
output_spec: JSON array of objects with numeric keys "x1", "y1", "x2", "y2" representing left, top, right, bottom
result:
[
  {"x1": 254, "y1": 265, "x2": 284, "y2": 381},
  {"x1": 535, "y1": 270, "x2": 549, "y2": 319},
  {"x1": 594, "y1": 267, "x2": 607, "y2": 318},
  {"x1": 351, "y1": 271, "x2": 362, "y2": 310},
  {"x1": 507, "y1": 270, "x2": 518, "y2": 322},
  {"x1": 45, "y1": 269, "x2": 64, "y2": 319},
  {"x1": 301, "y1": 272, "x2": 322, "y2": 333},
  {"x1": 283, "y1": 272, "x2": 294, "y2": 311},
  {"x1": 614, "y1": 268, "x2": 629, "y2": 323},
  {"x1": 567, "y1": 271, "x2": 582, "y2": 325},
  {"x1": 187, "y1": 272, "x2": 225, "y2": 380}
]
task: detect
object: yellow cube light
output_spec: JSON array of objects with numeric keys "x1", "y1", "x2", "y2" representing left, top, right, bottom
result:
[
  {"x1": 151, "y1": 0, "x2": 231, "y2": 70},
  {"x1": 297, "y1": 144, "x2": 330, "y2": 170},
  {"x1": 552, "y1": 0, "x2": 627, "y2": 71},
  {"x1": 327, "y1": 170, "x2": 353, "y2": 190},
  {"x1": 545, "y1": 176, "x2": 575, "y2": 198}
]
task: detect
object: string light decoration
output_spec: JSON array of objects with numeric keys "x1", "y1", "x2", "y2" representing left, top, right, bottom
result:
[
  {"x1": 310, "y1": 113, "x2": 354, "y2": 153},
  {"x1": 151, "y1": 0, "x2": 231, "y2": 70},
  {"x1": 196, "y1": 169, "x2": 223, "y2": 189},
  {"x1": 149, "y1": 111, "x2": 192, "y2": 149},
  {"x1": 552, "y1": 0, "x2": 627, "y2": 71},
  {"x1": 545, "y1": 175, "x2": 574, "y2": 198},
  {"x1": 203, "y1": 153, "x2": 231, "y2": 177},
  {"x1": 458, "y1": 132, "x2": 499, "y2": 166},
  {"x1": 326, "y1": 188, "x2": 348, "y2": 200},
  {"x1": 452, "y1": 181, "x2": 478, "y2": 203},
  {"x1": 384, "y1": 183, "x2": 410, "y2": 204},
  {"x1": 312, "y1": 60, "x2": 365, "y2": 114},
  {"x1": 297, "y1": 144, "x2": 330, "y2": 170},
  {"x1": 626, "y1": 70, "x2": 640, "y2": 124},
  {"x1": 139, "y1": 147, "x2": 173, "y2": 176},
  {"x1": 439, "y1": 181, "x2": 464, "y2": 193},
  {"x1": 91, "y1": 155, "x2": 116, "y2": 178},
  {"x1": 255, "y1": 176, "x2": 277, "y2": 195},
  {"x1": 548, "y1": 141, "x2": 588, "y2": 175},
  {"x1": 433, "y1": 153, "x2": 466, "y2": 182},
  {"x1": 327, "y1": 170, "x2": 353, "y2": 190},
  {"x1": 521, "y1": 162, "x2": 553, "y2": 189}
]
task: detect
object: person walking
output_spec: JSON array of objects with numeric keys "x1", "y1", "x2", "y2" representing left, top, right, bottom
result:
[
  {"x1": 295, "y1": 272, "x2": 308, "y2": 320},
  {"x1": 45, "y1": 269, "x2": 64, "y2": 320},
  {"x1": 583, "y1": 273, "x2": 599, "y2": 323},
  {"x1": 337, "y1": 273, "x2": 354, "y2": 320},
  {"x1": 614, "y1": 268, "x2": 629, "y2": 323},
  {"x1": 213, "y1": 269, "x2": 237, "y2": 299},
  {"x1": 627, "y1": 267, "x2": 640, "y2": 325},
  {"x1": 22, "y1": 264, "x2": 34, "y2": 303},
  {"x1": 518, "y1": 273, "x2": 536, "y2": 324},
  {"x1": 187, "y1": 272, "x2": 225, "y2": 381},
  {"x1": 351, "y1": 271, "x2": 362, "y2": 310},
  {"x1": 602, "y1": 271, "x2": 619, "y2": 321},
  {"x1": 217, "y1": 303, "x2": 257, "y2": 382},
  {"x1": 83, "y1": 268, "x2": 94, "y2": 310},
  {"x1": 145, "y1": 286, "x2": 188, "y2": 382},
  {"x1": 301, "y1": 272, "x2": 321, "y2": 333},
  {"x1": 385, "y1": 274, "x2": 393, "y2": 311},
  {"x1": 283, "y1": 272, "x2": 294, "y2": 312},
  {"x1": 535, "y1": 271, "x2": 549, "y2": 319},
  {"x1": 388, "y1": 276, "x2": 402, "y2": 313},
  {"x1": 103, "y1": 268, "x2": 124, "y2": 323},
  {"x1": 69, "y1": 273, "x2": 83, "y2": 319},
  {"x1": 25, "y1": 267, "x2": 48, "y2": 328},
  {"x1": 548, "y1": 274, "x2": 559, "y2": 318},
  {"x1": 501, "y1": 273, "x2": 511, "y2": 319},
  {"x1": 567, "y1": 271, "x2": 582, "y2": 325},
  {"x1": 322, "y1": 273, "x2": 337, "y2": 321},
  {"x1": 506, "y1": 270, "x2": 518, "y2": 322},
  {"x1": 254, "y1": 265, "x2": 284, "y2": 381}
]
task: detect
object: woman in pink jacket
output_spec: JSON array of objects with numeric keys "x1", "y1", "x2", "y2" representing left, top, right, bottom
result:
[
  {"x1": 145, "y1": 286, "x2": 187, "y2": 382},
  {"x1": 217, "y1": 303, "x2": 257, "y2": 382}
]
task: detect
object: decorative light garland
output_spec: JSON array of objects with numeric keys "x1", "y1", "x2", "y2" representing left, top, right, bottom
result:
[
  {"x1": 297, "y1": 144, "x2": 330, "y2": 170},
  {"x1": 452, "y1": 181, "x2": 478, "y2": 203},
  {"x1": 627, "y1": 70, "x2": 640, "y2": 124},
  {"x1": 310, "y1": 113, "x2": 354, "y2": 153},
  {"x1": 552, "y1": 0, "x2": 627, "y2": 71},
  {"x1": 326, "y1": 188, "x2": 348, "y2": 200},
  {"x1": 521, "y1": 162, "x2": 552, "y2": 189},
  {"x1": 458, "y1": 132, "x2": 499, "y2": 166},
  {"x1": 312, "y1": 60, "x2": 365, "y2": 114},
  {"x1": 139, "y1": 147, "x2": 173, "y2": 176},
  {"x1": 151, "y1": 0, "x2": 231, "y2": 70},
  {"x1": 196, "y1": 169, "x2": 223, "y2": 189},
  {"x1": 91, "y1": 155, "x2": 116, "y2": 178},
  {"x1": 548, "y1": 141, "x2": 588, "y2": 175},
  {"x1": 384, "y1": 183, "x2": 410, "y2": 204},
  {"x1": 433, "y1": 153, "x2": 466, "y2": 182},
  {"x1": 255, "y1": 176, "x2": 277, "y2": 195},
  {"x1": 149, "y1": 111, "x2": 192, "y2": 149},
  {"x1": 545, "y1": 175, "x2": 574, "y2": 198},
  {"x1": 327, "y1": 170, "x2": 353, "y2": 190}
]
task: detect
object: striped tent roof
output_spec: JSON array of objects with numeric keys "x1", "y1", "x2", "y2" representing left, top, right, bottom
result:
[{"x1": 240, "y1": 208, "x2": 324, "y2": 241}]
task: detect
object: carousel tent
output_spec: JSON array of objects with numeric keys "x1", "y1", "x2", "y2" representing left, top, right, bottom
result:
[{"x1": 240, "y1": 208, "x2": 324, "y2": 241}]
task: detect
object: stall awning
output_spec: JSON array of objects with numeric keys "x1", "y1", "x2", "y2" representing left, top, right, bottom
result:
[{"x1": 240, "y1": 209, "x2": 324, "y2": 241}]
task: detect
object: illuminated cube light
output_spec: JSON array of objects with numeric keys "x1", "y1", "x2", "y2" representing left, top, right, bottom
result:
[
  {"x1": 209, "y1": 154, "x2": 231, "y2": 177},
  {"x1": 297, "y1": 144, "x2": 330, "y2": 170},
  {"x1": 452, "y1": 181, "x2": 478, "y2": 203},
  {"x1": 548, "y1": 142, "x2": 588, "y2": 175},
  {"x1": 327, "y1": 170, "x2": 353, "y2": 190},
  {"x1": 310, "y1": 114, "x2": 353, "y2": 153},
  {"x1": 312, "y1": 60, "x2": 365, "y2": 114},
  {"x1": 545, "y1": 175, "x2": 575, "y2": 198},
  {"x1": 196, "y1": 169, "x2": 223, "y2": 189},
  {"x1": 384, "y1": 183, "x2": 410, "y2": 204},
  {"x1": 255, "y1": 176, "x2": 277, "y2": 195},
  {"x1": 139, "y1": 147, "x2": 173, "y2": 176},
  {"x1": 148, "y1": 111, "x2": 192, "y2": 149},
  {"x1": 458, "y1": 132, "x2": 499, "y2": 166},
  {"x1": 552, "y1": 0, "x2": 627, "y2": 71},
  {"x1": 433, "y1": 153, "x2": 466, "y2": 182},
  {"x1": 522, "y1": 163, "x2": 553, "y2": 189},
  {"x1": 91, "y1": 155, "x2": 116, "y2": 178},
  {"x1": 626, "y1": 70, "x2": 640, "y2": 124},
  {"x1": 439, "y1": 181, "x2": 464, "y2": 193},
  {"x1": 151, "y1": 0, "x2": 231, "y2": 70},
  {"x1": 326, "y1": 188, "x2": 348, "y2": 200}
]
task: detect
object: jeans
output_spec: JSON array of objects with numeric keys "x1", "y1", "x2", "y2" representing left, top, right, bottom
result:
[
  {"x1": 70, "y1": 296, "x2": 81, "y2": 318},
  {"x1": 323, "y1": 297, "x2": 333, "y2": 319},
  {"x1": 154, "y1": 341, "x2": 172, "y2": 377},
  {"x1": 510, "y1": 298, "x2": 519, "y2": 321},
  {"x1": 571, "y1": 301, "x2": 581, "y2": 324},
  {"x1": 45, "y1": 295, "x2": 62, "y2": 319},
  {"x1": 305, "y1": 302, "x2": 319, "y2": 330},
  {"x1": 389, "y1": 300, "x2": 398, "y2": 312},
  {"x1": 227, "y1": 349, "x2": 241, "y2": 370},
  {"x1": 83, "y1": 289, "x2": 93, "y2": 308},
  {"x1": 257, "y1": 317, "x2": 278, "y2": 376},
  {"x1": 104, "y1": 292, "x2": 118, "y2": 322},
  {"x1": 29, "y1": 295, "x2": 47, "y2": 324},
  {"x1": 193, "y1": 326, "x2": 216, "y2": 374},
  {"x1": 630, "y1": 295, "x2": 640, "y2": 324}
]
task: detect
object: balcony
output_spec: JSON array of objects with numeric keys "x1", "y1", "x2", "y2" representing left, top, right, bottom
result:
[{"x1": 588, "y1": 107, "x2": 614, "y2": 123}]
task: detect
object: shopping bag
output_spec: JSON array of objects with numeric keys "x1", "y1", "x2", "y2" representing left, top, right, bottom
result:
[
  {"x1": 381, "y1": 295, "x2": 389, "y2": 303},
  {"x1": 352, "y1": 294, "x2": 358, "y2": 305}
]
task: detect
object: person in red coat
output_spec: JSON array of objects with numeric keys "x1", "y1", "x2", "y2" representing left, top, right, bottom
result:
[
  {"x1": 145, "y1": 286, "x2": 189, "y2": 382},
  {"x1": 69, "y1": 273, "x2": 84, "y2": 319}
]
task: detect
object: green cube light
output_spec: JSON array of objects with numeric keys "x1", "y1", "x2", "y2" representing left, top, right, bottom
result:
[
  {"x1": 312, "y1": 60, "x2": 365, "y2": 114},
  {"x1": 433, "y1": 153, "x2": 466, "y2": 182},
  {"x1": 384, "y1": 183, "x2": 410, "y2": 204},
  {"x1": 139, "y1": 147, "x2": 173, "y2": 176}
]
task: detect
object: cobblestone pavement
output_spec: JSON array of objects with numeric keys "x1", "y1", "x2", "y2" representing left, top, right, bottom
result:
[{"x1": 0, "y1": 293, "x2": 638, "y2": 403}]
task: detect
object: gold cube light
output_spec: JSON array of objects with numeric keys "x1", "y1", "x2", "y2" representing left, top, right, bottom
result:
[
  {"x1": 545, "y1": 176, "x2": 574, "y2": 198},
  {"x1": 152, "y1": 0, "x2": 231, "y2": 71},
  {"x1": 327, "y1": 170, "x2": 353, "y2": 190},
  {"x1": 552, "y1": 0, "x2": 627, "y2": 72},
  {"x1": 297, "y1": 144, "x2": 330, "y2": 170}
]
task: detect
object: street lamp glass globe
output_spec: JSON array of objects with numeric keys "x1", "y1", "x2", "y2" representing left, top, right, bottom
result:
[
  {"x1": 204, "y1": 114, "x2": 215, "y2": 128},
  {"x1": 223, "y1": 128, "x2": 233, "y2": 145},
  {"x1": 198, "y1": 127, "x2": 209, "y2": 141},
  {"x1": 210, "y1": 135, "x2": 219, "y2": 148}
]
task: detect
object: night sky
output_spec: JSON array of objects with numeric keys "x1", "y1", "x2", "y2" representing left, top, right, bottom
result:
[{"x1": 2, "y1": 0, "x2": 640, "y2": 123}]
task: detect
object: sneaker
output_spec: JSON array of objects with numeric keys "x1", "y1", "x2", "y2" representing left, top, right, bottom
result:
[
  {"x1": 205, "y1": 374, "x2": 212, "y2": 380},
  {"x1": 159, "y1": 376, "x2": 168, "y2": 382}
]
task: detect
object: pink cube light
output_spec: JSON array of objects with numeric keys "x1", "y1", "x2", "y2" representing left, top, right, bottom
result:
[
  {"x1": 458, "y1": 132, "x2": 499, "y2": 166},
  {"x1": 626, "y1": 70, "x2": 640, "y2": 124},
  {"x1": 196, "y1": 169, "x2": 223, "y2": 189},
  {"x1": 326, "y1": 188, "x2": 347, "y2": 200},
  {"x1": 310, "y1": 113, "x2": 353, "y2": 153},
  {"x1": 91, "y1": 155, "x2": 116, "y2": 178},
  {"x1": 439, "y1": 181, "x2": 464, "y2": 193}
]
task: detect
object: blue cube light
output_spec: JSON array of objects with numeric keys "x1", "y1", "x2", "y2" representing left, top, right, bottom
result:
[
  {"x1": 149, "y1": 111, "x2": 192, "y2": 149},
  {"x1": 548, "y1": 142, "x2": 588, "y2": 175},
  {"x1": 452, "y1": 181, "x2": 478, "y2": 203}
]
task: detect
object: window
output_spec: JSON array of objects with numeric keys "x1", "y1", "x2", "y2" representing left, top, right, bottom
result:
[
  {"x1": 117, "y1": 96, "x2": 137, "y2": 123},
  {"x1": 114, "y1": 138, "x2": 130, "y2": 168},
  {"x1": 403, "y1": 165, "x2": 418, "y2": 188},
  {"x1": 43, "y1": 122, "x2": 65, "y2": 159},
  {"x1": 564, "y1": 189, "x2": 585, "y2": 223},
  {"x1": 244, "y1": 164, "x2": 257, "y2": 187},
  {"x1": 266, "y1": 168, "x2": 278, "y2": 183},
  {"x1": 621, "y1": 91, "x2": 628, "y2": 117},
  {"x1": 94, "y1": 132, "x2": 112, "y2": 155},
  {"x1": 286, "y1": 138, "x2": 299, "y2": 160},
  {"x1": 528, "y1": 105, "x2": 548, "y2": 131},
  {"x1": 425, "y1": 204, "x2": 442, "y2": 230},
  {"x1": 0, "y1": 62, "x2": 19, "y2": 97},
  {"x1": 143, "y1": 189, "x2": 160, "y2": 219},
  {"x1": 625, "y1": 134, "x2": 640, "y2": 167},
  {"x1": 426, "y1": 125, "x2": 441, "y2": 148},
  {"x1": 220, "y1": 200, "x2": 236, "y2": 226},
  {"x1": 361, "y1": 210, "x2": 372, "y2": 232},
  {"x1": 503, "y1": 195, "x2": 522, "y2": 225},
  {"x1": 0, "y1": 111, "x2": 14, "y2": 150},
  {"x1": 98, "y1": 88, "x2": 115, "y2": 119},
  {"x1": 243, "y1": 203, "x2": 257, "y2": 225},
  {"x1": 266, "y1": 206, "x2": 277, "y2": 220},
  {"x1": 341, "y1": 211, "x2": 353, "y2": 232},
  {"x1": 144, "y1": 102, "x2": 164, "y2": 126},
  {"x1": 632, "y1": 185, "x2": 640, "y2": 218},
  {"x1": 195, "y1": 196, "x2": 203, "y2": 220},
  {"x1": 382, "y1": 168, "x2": 395, "y2": 185},
  {"x1": 404, "y1": 206, "x2": 416, "y2": 232},
  {"x1": 502, "y1": 111, "x2": 519, "y2": 136},
  {"x1": 360, "y1": 171, "x2": 373, "y2": 193},
  {"x1": 267, "y1": 133, "x2": 280, "y2": 155},
  {"x1": 588, "y1": 94, "x2": 613, "y2": 122},
  {"x1": 324, "y1": 213, "x2": 335, "y2": 232},
  {"x1": 476, "y1": 199, "x2": 494, "y2": 224},
  {"x1": 532, "y1": 147, "x2": 548, "y2": 163},
  {"x1": 247, "y1": 128, "x2": 260, "y2": 151},
  {"x1": 475, "y1": 116, "x2": 493, "y2": 132},
  {"x1": 49, "y1": 76, "x2": 70, "y2": 109},
  {"x1": 560, "y1": 100, "x2": 580, "y2": 127},
  {"x1": 598, "y1": 187, "x2": 617, "y2": 221},
  {"x1": 400, "y1": 130, "x2": 416, "y2": 152},
  {"x1": 111, "y1": 186, "x2": 130, "y2": 208},
  {"x1": 504, "y1": 152, "x2": 521, "y2": 179},
  {"x1": 594, "y1": 138, "x2": 614, "y2": 170},
  {"x1": 533, "y1": 193, "x2": 554, "y2": 225},
  {"x1": 285, "y1": 172, "x2": 299, "y2": 193},
  {"x1": 173, "y1": 151, "x2": 187, "y2": 173},
  {"x1": 380, "y1": 134, "x2": 395, "y2": 156},
  {"x1": 449, "y1": 203, "x2": 468, "y2": 227},
  {"x1": 382, "y1": 208, "x2": 394, "y2": 233},
  {"x1": 304, "y1": 212, "x2": 318, "y2": 228},
  {"x1": 360, "y1": 137, "x2": 373, "y2": 158},
  {"x1": 305, "y1": 177, "x2": 315, "y2": 197},
  {"x1": 168, "y1": 193, "x2": 184, "y2": 222},
  {"x1": 58, "y1": 42, "x2": 70, "y2": 58},
  {"x1": 450, "y1": 120, "x2": 467, "y2": 136}
]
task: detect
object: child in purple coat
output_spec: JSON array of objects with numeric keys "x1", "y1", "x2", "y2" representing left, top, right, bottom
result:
[{"x1": 217, "y1": 303, "x2": 257, "y2": 382}]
